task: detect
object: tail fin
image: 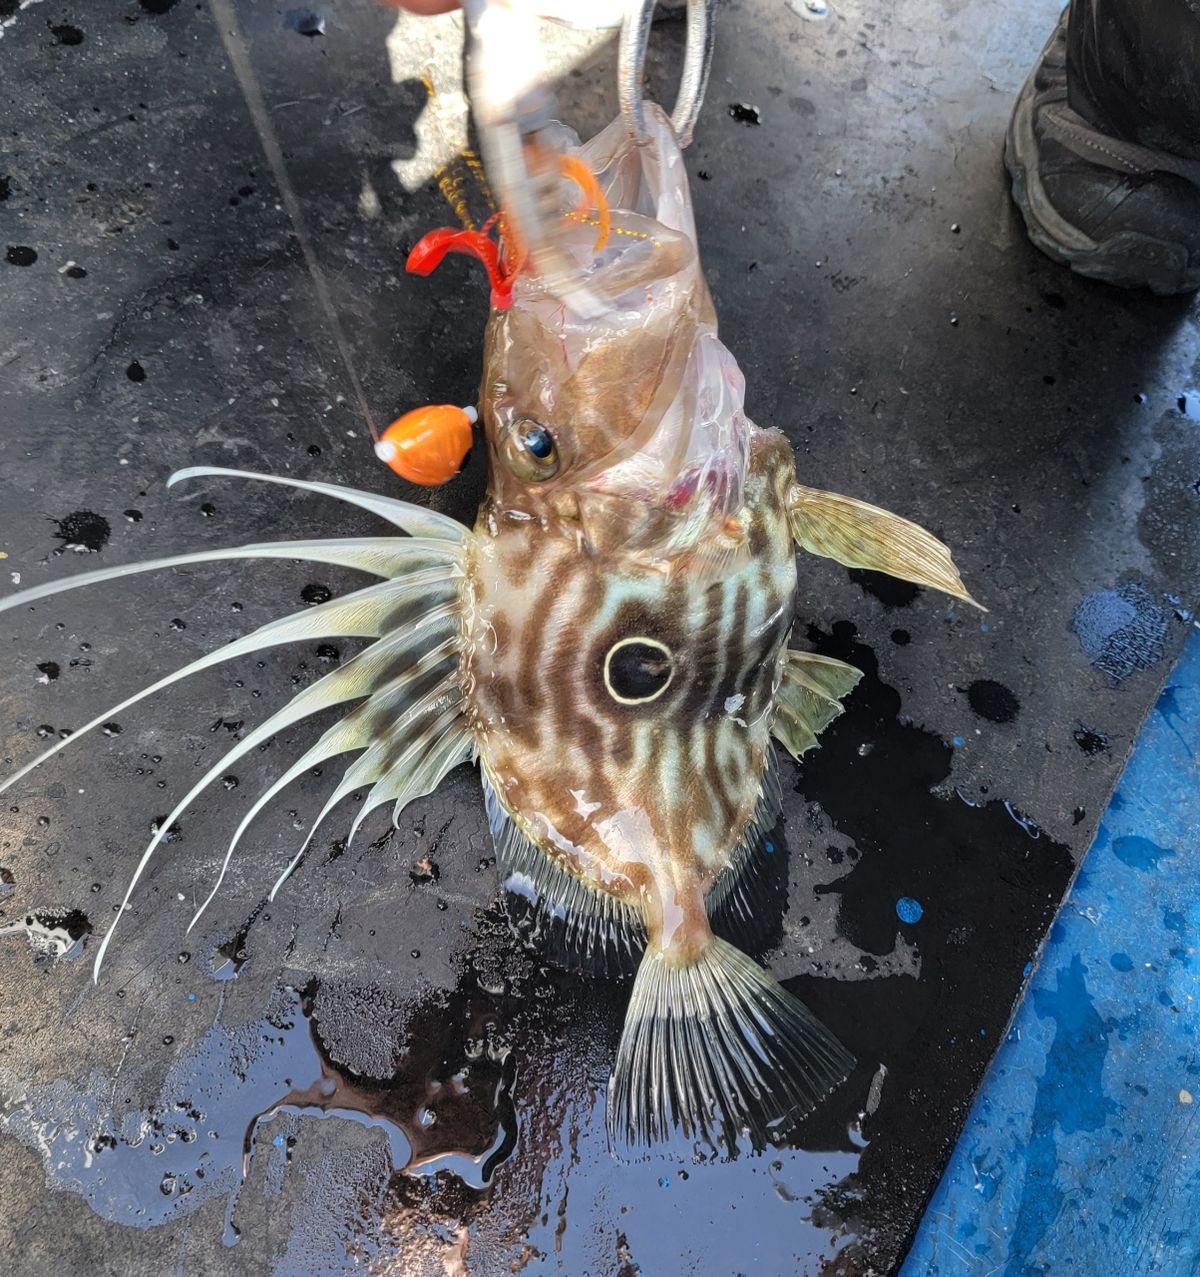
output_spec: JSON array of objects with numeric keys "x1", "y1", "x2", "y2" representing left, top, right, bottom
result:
[{"x1": 607, "y1": 935, "x2": 853, "y2": 1155}]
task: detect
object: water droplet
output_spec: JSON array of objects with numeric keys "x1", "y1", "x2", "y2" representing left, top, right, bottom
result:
[
  {"x1": 49, "y1": 22, "x2": 84, "y2": 45},
  {"x1": 727, "y1": 103, "x2": 761, "y2": 125},
  {"x1": 285, "y1": 8, "x2": 325, "y2": 36}
]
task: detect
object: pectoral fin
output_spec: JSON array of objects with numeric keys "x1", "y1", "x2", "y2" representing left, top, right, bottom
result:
[
  {"x1": 788, "y1": 484, "x2": 982, "y2": 608},
  {"x1": 771, "y1": 650, "x2": 862, "y2": 761}
]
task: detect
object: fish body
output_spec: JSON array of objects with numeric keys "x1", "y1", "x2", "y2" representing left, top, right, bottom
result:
[
  {"x1": 0, "y1": 107, "x2": 975, "y2": 1156},
  {"x1": 453, "y1": 106, "x2": 970, "y2": 1149},
  {"x1": 465, "y1": 424, "x2": 796, "y2": 950}
]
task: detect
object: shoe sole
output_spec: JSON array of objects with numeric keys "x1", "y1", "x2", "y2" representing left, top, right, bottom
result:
[{"x1": 1004, "y1": 64, "x2": 1200, "y2": 296}]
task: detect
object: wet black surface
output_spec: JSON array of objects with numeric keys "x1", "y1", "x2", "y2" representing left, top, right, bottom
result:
[{"x1": 1, "y1": 1, "x2": 1199, "y2": 1275}]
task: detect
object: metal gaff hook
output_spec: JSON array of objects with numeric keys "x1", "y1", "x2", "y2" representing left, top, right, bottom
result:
[
  {"x1": 619, "y1": 0, "x2": 718, "y2": 148},
  {"x1": 460, "y1": 0, "x2": 609, "y2": 316}
]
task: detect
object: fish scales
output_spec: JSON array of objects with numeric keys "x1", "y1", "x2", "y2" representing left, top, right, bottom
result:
[{"x1": 464, "y1": 430, "x2": 797, "y2": 902}]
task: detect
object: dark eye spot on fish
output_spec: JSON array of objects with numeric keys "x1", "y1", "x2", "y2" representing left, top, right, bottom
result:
[
  {"x1": 301, "y1": 583, "x2": 332, "y2": 606},
  {"x1": 964, "y1": 678, "x2": 1019, "y2": 724},
  {"x1": 51, "y1": 510, "x2": 110, "y2": 554},
  {"x1": 1073, "y1": 725, "x2": 1108, "y2": 755},
  {"x1": 1071, "y1": 583, "x2": 1167, "y2": 682},
  {"x1": 6, "y1": 245, "x2": 37, "y2": 266},
  {"x1": 848, "y1": 568, "x2": 919, "y2": 608},
  {"x1": 728, "y1": 103, "x2": 761, "y2": 125},
  {"x1": 890, "y1": 629, "x2": 910, "y2": 646},
  {"x1": 603, "y1": 638, "x2": 674, "y2": 704}
]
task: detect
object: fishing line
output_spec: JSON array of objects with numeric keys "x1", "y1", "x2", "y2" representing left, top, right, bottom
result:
[{"x1": 207, "y1": 0, "x2": 380, "y2": 441}]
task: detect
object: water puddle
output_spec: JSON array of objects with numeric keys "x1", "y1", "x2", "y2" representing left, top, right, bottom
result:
[
  {"x1": 0, "y1": 907, "x2": 92, "y2": 960},
  {"x1": 1, "y1": 973, "x2": 521, "y2": 1248}
]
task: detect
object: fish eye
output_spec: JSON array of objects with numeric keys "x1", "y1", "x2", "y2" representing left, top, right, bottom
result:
[
  {"x1": 502, "y1": 416, "x2": 560, "y2": 481},
  {"x1": 604, "y1": 638, "x2": 675, "y2": 705}
]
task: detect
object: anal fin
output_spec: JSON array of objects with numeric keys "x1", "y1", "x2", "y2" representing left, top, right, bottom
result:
[{"x1": 483, "y1": 779, "x2": 646, "y2": 978}]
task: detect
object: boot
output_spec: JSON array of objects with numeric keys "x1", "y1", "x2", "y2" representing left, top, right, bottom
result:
[{"x1": 1005, "y1": 0, "x2": 1200, "y2": 295}]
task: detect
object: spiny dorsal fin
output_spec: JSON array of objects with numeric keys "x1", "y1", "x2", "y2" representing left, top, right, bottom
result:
[
  {"x1": 771, "y1": 650, "x2": 862, "y2": 762},
  {"x1": 483, "y1": 779, "x2": 646, "y2": 978},
  {"x1": 788, "y1": 483, "x2": 982, "y2": 608}
]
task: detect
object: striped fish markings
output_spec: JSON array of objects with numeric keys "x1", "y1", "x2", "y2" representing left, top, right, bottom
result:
[{"x1": 0, "y1": 107, "x2": 975, "y2": 1155}]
